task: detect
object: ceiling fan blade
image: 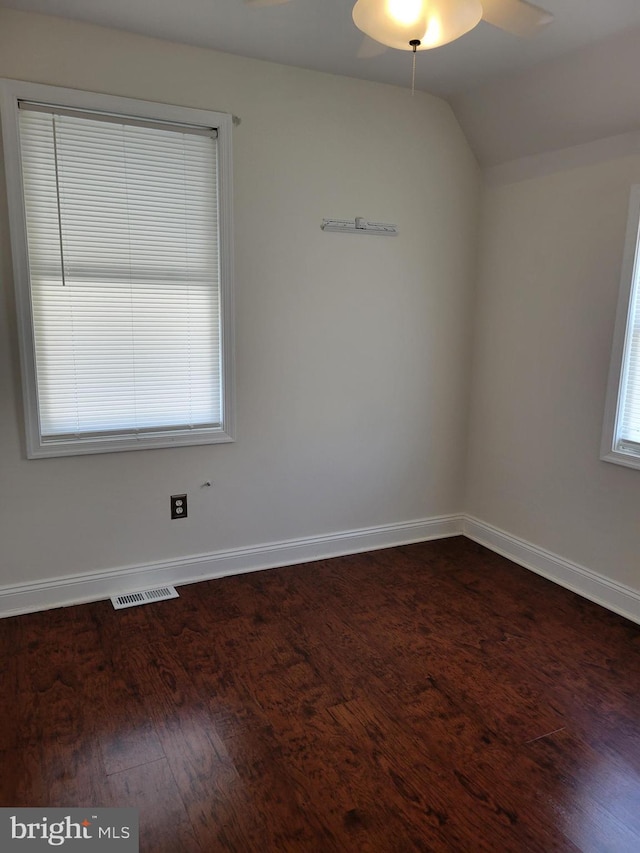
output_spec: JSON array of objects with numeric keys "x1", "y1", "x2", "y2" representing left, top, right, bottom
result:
[
  {"x1": 244, "y1": 0, "x2": 293, "y2": 7},
  {"x1": 357, "y1": 35, "x2": 389, "y2": 59},
  {"x1": 481, "y1": 0, "x2": 553, "y2": 37}
]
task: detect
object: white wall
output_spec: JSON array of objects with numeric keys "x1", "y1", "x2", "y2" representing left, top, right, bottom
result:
[
  {"x1": 0, "y1": 10, "x2": 479, "y2": 589},
  {"x1": 466, "y1": 142, "x2": 640, "y2": 592}
]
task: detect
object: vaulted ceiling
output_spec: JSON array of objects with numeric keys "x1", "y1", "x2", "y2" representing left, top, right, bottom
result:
[{"x1": 3, "y1": 0, "x2": 640, "y2": 165}]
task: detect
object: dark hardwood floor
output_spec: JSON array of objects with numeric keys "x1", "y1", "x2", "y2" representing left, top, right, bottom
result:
[{"x1": 1, "y1": 536, "x2": 639, "y2": 851}]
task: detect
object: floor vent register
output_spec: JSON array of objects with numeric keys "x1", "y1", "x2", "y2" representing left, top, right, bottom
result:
[{"x1": 111, "y1": 586, "x2": 179, "y2": 610}]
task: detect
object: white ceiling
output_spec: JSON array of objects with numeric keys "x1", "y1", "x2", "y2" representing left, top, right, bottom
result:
[
  {"x1": 3, "y1": 0, "x2": 640, "y2": 166},
  {"x1": 1, "y1": 0, "x2": 640, "y2": 97},
  {"x1": 452, "y1": 23, "x2": 640, "y2": 166}
]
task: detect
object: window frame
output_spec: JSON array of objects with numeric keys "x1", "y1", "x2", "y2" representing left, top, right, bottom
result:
[
  {"x1": 0, "y1": 79, "x2": 235, "y2": 458},
  {"x1": 601, "y1": 184, "x2": 640, "y2": 470}
]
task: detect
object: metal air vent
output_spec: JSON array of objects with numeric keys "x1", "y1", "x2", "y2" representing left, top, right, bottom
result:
[{"x1": 111, "y1": 586, "x2": 179, "y2": 610}]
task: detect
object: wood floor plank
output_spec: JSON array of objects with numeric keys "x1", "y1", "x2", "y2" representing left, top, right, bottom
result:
[
  {"x1": 270, "y1": 706, "x2": 430, "y2": 851},
  {"x1": 222, "y1": 727, "x2": 347, "y2": 852},
  {"x1": 2, "y1": 537, "x2": 639, "y2": 850},
  {"x1": 104, "y1": 759, "x2": 200, "y2": 853},
  {"x1": 4, "y1": 607, "x2": 110, "y2": 808},
  {"x1": 455, "y1": 731, "x2": 640, "y2": 853},
  {"x1": 326, "y1": 697, "x2": 496, "y2": 849},
  {"x1": 112, "y1": 637, "x2": 271, "y2": 850},
  {"x1": 527, "y1": 729, "x2": 640, "y2": 846}
]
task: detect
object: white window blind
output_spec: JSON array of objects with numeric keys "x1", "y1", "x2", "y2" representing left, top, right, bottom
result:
[
  {"x1": 617, "y1": 259, "x2": 640, "y2": 450},
  {"x1": 18, "y1": 103, "x2": 223, "y2": 443},
  {"x1": 602, "y1": 184, "x2": 640, "y2": 469}
]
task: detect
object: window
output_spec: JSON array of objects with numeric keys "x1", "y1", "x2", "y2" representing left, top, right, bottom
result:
[
  {"x1": 601, "y1": 185, "x2": 640, "y2": 470},
  {"x1": 0, "y1": 81, "x2": 234, "y2": 457}
]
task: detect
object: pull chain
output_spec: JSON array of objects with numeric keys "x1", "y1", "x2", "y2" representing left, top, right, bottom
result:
[{"x1": 409, "y1": 39, "x2": 421, "y2": 96}]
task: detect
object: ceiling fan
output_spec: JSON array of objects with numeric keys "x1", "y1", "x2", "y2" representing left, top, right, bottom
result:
[{"x1": 244, "y1": 0, "x2": 554, "y2": 53}]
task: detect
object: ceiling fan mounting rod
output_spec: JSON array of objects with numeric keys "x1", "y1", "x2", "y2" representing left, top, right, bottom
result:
[{"x1": 410, "y1": 38, "x2": 420, "y2": 95}]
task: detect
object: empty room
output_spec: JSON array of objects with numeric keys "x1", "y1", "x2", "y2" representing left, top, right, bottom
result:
[{"x1": 0, "y1": 1, "x2": 639, "y2": 850}]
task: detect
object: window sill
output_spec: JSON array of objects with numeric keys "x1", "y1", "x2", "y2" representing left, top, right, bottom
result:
[
  {"x1": 27, "y1": 428, "x2": 235, "y2": 459},
  {"x1": 600, "y1": 448, "x2": 640, "y2": 471}
]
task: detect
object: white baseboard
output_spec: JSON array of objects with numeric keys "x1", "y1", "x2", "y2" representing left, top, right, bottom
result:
[
  {"x1": 463, "y1": 516, "x2": 640, "y2": 626},
  {"x1": 4, "y1": 513, "x2": 638, "y2": 626},
  {"x1": 0, "y1": 514, "x2": 463, "y2": 619}
]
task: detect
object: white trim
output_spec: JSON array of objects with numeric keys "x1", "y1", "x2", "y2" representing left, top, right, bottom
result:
[
  {"x1": 0, "y1": 515, "x2": 463, "y2": 619},
  {"x1": 463, "y1": 516, "x2": 640, "y2": 626},
  {"x1": 4, "y1": 513, "x2": 638, "y2": 626}
]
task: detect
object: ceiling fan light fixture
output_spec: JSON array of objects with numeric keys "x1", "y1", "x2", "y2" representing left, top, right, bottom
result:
[
  {"x1": 352, "y1": 0, "x2": 483, "y2": 51},
  {"x1": 387, "y1": 0, "x2": 425, "y2": 27}
]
